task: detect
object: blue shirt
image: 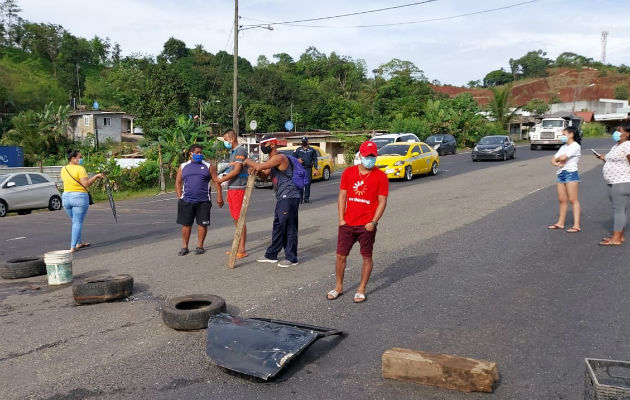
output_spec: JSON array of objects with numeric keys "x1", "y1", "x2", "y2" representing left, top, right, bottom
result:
[{"x1": 181, "y1": 160, "x2": 212, "y2": 203}]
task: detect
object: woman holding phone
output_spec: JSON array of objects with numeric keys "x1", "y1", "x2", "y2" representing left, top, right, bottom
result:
[{"x1": 594, "y1": 123, "x2": 630, "y2": 246}]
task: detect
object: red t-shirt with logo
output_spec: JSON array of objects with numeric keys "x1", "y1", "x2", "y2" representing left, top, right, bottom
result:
[{"x1": 340, "y1": 165, "x2": 389, "y2": 226}]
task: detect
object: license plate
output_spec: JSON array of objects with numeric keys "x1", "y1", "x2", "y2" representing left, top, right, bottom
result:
[{"x1": 385, "y1": 169, "x2": 395, "y2": 174}]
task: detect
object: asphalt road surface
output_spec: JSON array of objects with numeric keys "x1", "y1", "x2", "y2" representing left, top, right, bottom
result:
[{"x1": 1, "y1": 138, "x2": 628, "y2": 399}]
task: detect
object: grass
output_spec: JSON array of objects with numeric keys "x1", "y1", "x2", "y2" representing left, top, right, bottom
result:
[{"x1": 92, "y1": 184, "x2": 176, "y2": 202}]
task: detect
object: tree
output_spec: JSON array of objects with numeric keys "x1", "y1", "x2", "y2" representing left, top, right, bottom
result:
[
  {"x1": 509, "y1": 50, "x2": 552, "y2": 79},
  {"x1": 466, "y1": 80, "x2": 482, "y2": 88},
  {"x1": 522, "y1": 98, "x2": 549, "y2": 115},
  {"x1": 19, "y1": 22, "x2": 64, "y2": 76},
  {"x1": 483, "y1": 68, "x2": 513, "y2": 87},
  {"x1": 374, "y1": 58, "x2": 425, "y2": 81},
  {"x1": 554, "y1": 52, "x2": 594, "y2": 68},
  {"x1": 614, "y1": 84, "x2": 629, "y2": 101},
  {"x1": 0, "y1": 0, "x2": 21, "y2": 46},
  {"x1": 161, "y1": 37, "x2": 189, "y2": 63},
  {"x1": 487, "y1": 83, "x2": 520, "y2": 129}
]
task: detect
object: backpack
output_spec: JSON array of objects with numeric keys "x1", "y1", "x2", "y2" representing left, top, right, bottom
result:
[{"x1": 285, "y1": 155, "x2": 309, "y2": 190}]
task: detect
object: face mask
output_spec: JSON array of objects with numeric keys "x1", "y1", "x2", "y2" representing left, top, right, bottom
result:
[
  {"x1": 223, "y1": 141, "x2": 232, "y2": 150},
  {"x1": 361, "y1": 156, "x2": 376, "y2": 169},
  {"x1": 612, "y1": 131, "x2": 622, "y2": 142},
  {"x1": 561, "y1": 136, "x2": 568, "y2": 144},
  {"x1": 261, "y1": 145, "x2": 272, "y2": 154},
  {"x1": 192, "y1": 153, "x2": 204, "y2": 163},
  {"x1": 78, "y1": 158, "x2": 84, "y2": 166}
]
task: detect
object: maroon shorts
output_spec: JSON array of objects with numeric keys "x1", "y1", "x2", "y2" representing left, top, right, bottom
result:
[
  {"x1": 227, "y1": 189, "x2": 245, "y2": 220},
  {"x1": 336, "y1": 224, "x2": 377, "y2": 257}
]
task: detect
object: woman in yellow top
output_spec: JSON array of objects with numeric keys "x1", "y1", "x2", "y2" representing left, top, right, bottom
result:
[{"x1": 60, "y1": 149, "x2": 105, "y2": 252}]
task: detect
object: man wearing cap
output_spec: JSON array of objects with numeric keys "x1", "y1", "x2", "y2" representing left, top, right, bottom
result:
[
  {"x1": 217, "y1": 129, "x2": 249, "y2": 258},
  {"x1": 326, "y1": 140, "x2": 389, "y2": 303},
  {"x1": 293, "y1": 137, "x2": 318, "y2": 203},
  {"x1": 243, "y1": 134, "x2": 301, "y2": 268}
]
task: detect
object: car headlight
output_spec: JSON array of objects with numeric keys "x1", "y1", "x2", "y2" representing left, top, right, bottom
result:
[
  {"x1": 493, "y1": 146, "x2": 502, "y2": 152},
  {"x1": 434, "y1": 144, "x2": 440, "y2": 149},
  {"x1": 473, "y1": 146, "x2": 478, "y2": 151},
  {"x1": 393, "y1": 160, "x2": 404, "y2": 166}
]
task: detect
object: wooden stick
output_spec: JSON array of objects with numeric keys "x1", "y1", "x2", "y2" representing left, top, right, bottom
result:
[{"x1": 227, "y1": 173, "x2": 256, "y2": 268}]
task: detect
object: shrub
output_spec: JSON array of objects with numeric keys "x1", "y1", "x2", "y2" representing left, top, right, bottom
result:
[{"x1": 581, "y1": 122, "x2": 607, "y2": 137}]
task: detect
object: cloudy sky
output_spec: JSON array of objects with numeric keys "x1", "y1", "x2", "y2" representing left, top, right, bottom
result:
[{"x1": 18, "y1": 0, "x2": 630, "y2": 86}]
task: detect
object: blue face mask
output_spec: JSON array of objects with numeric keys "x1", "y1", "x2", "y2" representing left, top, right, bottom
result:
[
  {"x1": 612, "y1": 131, "x2": 622, "y2": 142},
  {"x1": 78, "y1": 158, "x2": 84, "y2": 166},
  {"x1": 192, "y1": 153, "x2": 204, "y2": 163},
  {"x1": 223, "y1": 141, "x2": 233, "y2": 150},
  {"x1": 561, "y1": 136, "x2": 568, "y2": 144},
  {"x1": 361, "y1": 156, "x2": 377, "y2": 169}
]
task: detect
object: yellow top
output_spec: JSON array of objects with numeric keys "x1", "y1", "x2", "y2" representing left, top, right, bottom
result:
[{"x1": 61, "y1": 164, "x2": 88, "y2": 193}]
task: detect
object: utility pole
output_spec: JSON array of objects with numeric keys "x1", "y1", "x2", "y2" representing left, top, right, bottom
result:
[{"x1": 233, "y1": 0, "x2": 239, "y2": 134}]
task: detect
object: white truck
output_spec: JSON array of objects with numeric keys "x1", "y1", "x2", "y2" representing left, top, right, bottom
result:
[{"x1": 529, "y1": 113, "x2": 582, "y2": 150}]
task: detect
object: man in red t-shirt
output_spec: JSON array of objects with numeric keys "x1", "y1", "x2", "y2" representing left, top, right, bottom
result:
[{"x1": 327, "y1": 140, "x2": 389, "y2": 303}]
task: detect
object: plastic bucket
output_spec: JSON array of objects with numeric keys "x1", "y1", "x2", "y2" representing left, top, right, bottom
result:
[{"x1": 44, "y1": 250, "x2": 73, "y2": 285}]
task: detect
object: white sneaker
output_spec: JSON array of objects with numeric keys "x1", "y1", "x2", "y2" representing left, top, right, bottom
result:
[
  {"x1": 277, "y1": 260, "x2": 298, "y2": 268},
  {"x1": 257, "y1": 256, "x2": 279, "y2": 263}
]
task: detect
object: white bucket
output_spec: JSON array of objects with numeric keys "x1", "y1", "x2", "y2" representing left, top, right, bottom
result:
[{"x1": 44, "y1": 250, "x2": 73, "y2": 285}]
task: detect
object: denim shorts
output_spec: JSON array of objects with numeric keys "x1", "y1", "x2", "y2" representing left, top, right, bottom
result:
[{"x1": 556, "y1": 170, "x2": 580, "y2": 183}]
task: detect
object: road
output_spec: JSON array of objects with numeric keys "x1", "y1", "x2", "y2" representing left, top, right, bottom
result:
[{"x1": 1, "y1": 138, "x2": 628, "y2": 399}]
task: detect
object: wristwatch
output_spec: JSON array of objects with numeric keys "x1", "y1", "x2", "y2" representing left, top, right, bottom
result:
[{"x1": 371, "y1": 221, "x2": 378, "y2": 227}]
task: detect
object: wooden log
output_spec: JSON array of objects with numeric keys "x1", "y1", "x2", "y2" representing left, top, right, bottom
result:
[
  {"x1": 382, "y1": 348, "x2": 498, "y2": 393},
  {"x1": 227, "y1": 173, "x2": 256, "y2": 268}
]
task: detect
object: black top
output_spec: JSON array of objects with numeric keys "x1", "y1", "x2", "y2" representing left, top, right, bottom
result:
[{"x1": 293, "y1": 146, "x2": 318, "y2": 169}]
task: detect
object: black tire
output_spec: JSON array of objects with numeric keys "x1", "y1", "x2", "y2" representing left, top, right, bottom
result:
[
  {"x1": 452, "y1": 147, "x2": 457, "y2": 155},
  {"x1": 322, "y1": 166, "x2": 331, "y2": 181},
  {"x1": 72, "y1": 274, "x2": 134, "y2": 304},
  {"x1": 511, "y1": 149, "x2": 516, "y2": 159},
  {"x1": 502, "y1": 151, "x2": 507, "y2": 161},
  {"x1": 530, "y1": 144, "x2": 535, "y2": 150},
  {"x1": 0, "y1": 257, "x2": 47, "y2": 279},
  {"x1": 162, "y1": 294, "x2": 226, "y2": 330},
  {"x1": 472, "y1": 155, "x2": 478, "y2": 162},
  {"x1": 49, "y1": 195, "x2": 62, "y2": 211},
  {"x1": 429, "y1": 162, "x2": 438, "y2": 176},
  {"x1": 404, "y1": 166, "x2": 412, "y2": 181},
  {"x1": 0, "y1": 200, "x2": 6, "y2": 217}
]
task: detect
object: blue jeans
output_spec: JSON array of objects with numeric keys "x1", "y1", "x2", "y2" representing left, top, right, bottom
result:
[{"x1": 62, "y1": 192, "x2": 90, "y2": 249}]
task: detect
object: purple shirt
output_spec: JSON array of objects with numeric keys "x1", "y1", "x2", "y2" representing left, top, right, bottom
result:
[{"x1": 181, "y1": 160, "x2": 212, "y2": 203}]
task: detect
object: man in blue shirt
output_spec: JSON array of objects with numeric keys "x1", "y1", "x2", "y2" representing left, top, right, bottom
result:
[
  {"x1": 293, "y1": 137, "x2": 318, "y2": 203},
  {"x1": 175, "y1": 144, "x2": 223, "y2": 256}
]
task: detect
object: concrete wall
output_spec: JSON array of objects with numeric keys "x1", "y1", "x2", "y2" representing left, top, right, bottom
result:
[
  {"x1": 550, "y1": 100, "x2": 628, "y2": 114},
  {"x1": 95, "y1": 115, "x2": 122, "y2": 143},
  {"x1": 67, "y1": 114, "x2": 124, "y2": 143}
]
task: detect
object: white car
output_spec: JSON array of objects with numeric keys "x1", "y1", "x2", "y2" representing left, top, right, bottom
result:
[
  {"x1": 353, "y1": 133, "x2": 420, "y2": 165},
  {"x1": 0, "y1": 172, "x2": 62, "y2": 217}
]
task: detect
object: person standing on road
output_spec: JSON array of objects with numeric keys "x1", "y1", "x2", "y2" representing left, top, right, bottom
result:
[
  {"x1": 60, "y1": 149, "x2": 105, "y2": 252},
  {"x1": 594, "y1": 123, "x2": 630, "y2": 246},
  {"x1": 548, "y1": 126, "x2": 582, "y2": 233},
  {"x1": 327, "y1": 140, "x2": 389, "y2": 303},
  {"x1": 175, "y1": 144, "x2": 223, "y2": 256},
  {"x1": 218, "y1": 129, "x2": 249, "y2": 258},
  {"x1": 244, "y1": 134, "x2": 301, "y2": 268},
  {"x1": 293, "y1": 137, "x2": 318, "y2": 203}
]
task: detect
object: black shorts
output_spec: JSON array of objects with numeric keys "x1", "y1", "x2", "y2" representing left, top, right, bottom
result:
[{"x1": 177, "y1": 199, "x2": 211, "y2": 226}]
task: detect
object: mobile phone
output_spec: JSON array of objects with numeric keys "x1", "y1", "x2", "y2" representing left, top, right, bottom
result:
[{"x1": 590, "y1": 149, "x2": 601, "y2": 157}]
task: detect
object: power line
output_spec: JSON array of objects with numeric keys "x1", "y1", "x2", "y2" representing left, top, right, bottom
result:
[
  {"x1": 240, "y1": 0, "x2": 438, "y2": 29},
  {"x1": 244, "y1": 0, "x2": 536, "y2": 30}
]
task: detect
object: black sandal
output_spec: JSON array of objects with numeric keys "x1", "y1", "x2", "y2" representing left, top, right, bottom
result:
[
  {"x1": 178, "y1": 248, "x2": 189, "y2": 256},
  {"x1": 194, "y1": 247, "x2": 205, "y2": 255}
]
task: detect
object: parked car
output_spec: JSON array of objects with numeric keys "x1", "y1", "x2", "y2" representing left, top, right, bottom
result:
[
  {"x1": 471, "y1": 135, "x2": 516, "y2": 161},
  {"x1": 255, "y1": 145, "x2": 335, "y2": 188},
  {"x1": 0, "y1": 172, "x2": 62, "y2": 217},
  {"x1": 353, "y1": 133, "x2": 420, "y2": 165},
  {"x1": 425, "y1": 134, "x2": 457, "y2": 155},
  {"x1": 376, "y1": 142, "x2": 439, "y2": 180}
]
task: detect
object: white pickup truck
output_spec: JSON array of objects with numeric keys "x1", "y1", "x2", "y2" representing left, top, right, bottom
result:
[{"x1": 529, "y1": 114, "x2": 582, "y2": 150}]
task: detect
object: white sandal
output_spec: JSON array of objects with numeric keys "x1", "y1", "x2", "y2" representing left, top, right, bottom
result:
[
  {"x1": 353, "y1": 293, "x2": 366, "y2": 303},
  {"x1": 326, "y1": 290, "x2": 341, "y2": 300}
]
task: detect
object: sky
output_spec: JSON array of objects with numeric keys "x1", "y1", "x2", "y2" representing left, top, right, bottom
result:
[{"x1": 18, "y1": 0, "x2": 630, "y2": 86}]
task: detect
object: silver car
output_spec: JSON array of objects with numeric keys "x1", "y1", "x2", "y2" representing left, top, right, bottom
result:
[{"x1": 0, "y1": 172, "x2": 63, "y2": 217}]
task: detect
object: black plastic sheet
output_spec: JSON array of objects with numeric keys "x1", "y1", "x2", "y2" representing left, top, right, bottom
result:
[{"x1": 206, "y1": 313, "x2": 344, "y2": 380}]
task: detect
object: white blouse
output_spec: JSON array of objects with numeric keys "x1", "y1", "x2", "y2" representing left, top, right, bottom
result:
[{"x1": 603, "y1": 141, "x2": 630, "y2": 184}]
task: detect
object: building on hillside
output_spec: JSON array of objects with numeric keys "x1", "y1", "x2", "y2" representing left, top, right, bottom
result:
[
  {"x1": 67, "y1": 111, "x2": 135, "y2": 143},
  {"x1": 551, "y1": 98, "x2": 629, "y2": 128}
]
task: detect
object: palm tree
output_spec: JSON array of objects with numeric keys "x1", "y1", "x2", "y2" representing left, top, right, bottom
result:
[{"x1": 487, "y1": 83, "x2": 521, "y2": 130}]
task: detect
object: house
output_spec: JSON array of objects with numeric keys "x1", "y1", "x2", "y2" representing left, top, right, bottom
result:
[{"x1": 67, "y1": 111, "x2": 135, "y2": 143}]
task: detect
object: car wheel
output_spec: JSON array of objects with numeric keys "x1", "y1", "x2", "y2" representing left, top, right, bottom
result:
[
  {"x1": 511, "y1": 149, "x2": 516, "y2": 159},
  {"x1": 530, "y1": 144, "x2": 536, "y2": 150},
  {"x1": 502, "y1": 151, "x2": 507, "y2": 161},
  {"x1": 322, "y1": 166, "x2": 331, "y2": 181},
  {"x1": 17, "y1": 210, "x2": 31, "y2": 215},
  {"x1": 0, "y1": 200, "x2": 6, "y2": 217},
  {"x1": 404, "y1": 166, "x2": 412, "y2": 181},
  {"x1": 162, "y1": 294, "x2": 226, "y2": 330},
  {"x1": 472, "y1": 155, "x2": 478, "y2": 162},
  {"x1": 429, "y1": 162, "x2": 438, "y2": 176},
  {"x1": 48, "y1": 195, "x2": 62, "y2": 211},
  {"x1": 452, "y1": 147, "x2": 457, "y2": 155}
]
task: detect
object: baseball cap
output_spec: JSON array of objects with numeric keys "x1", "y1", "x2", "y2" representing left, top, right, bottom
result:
[
  {"x1": 359, "y1": 141, "x2": 378, "y2": 157},
  {"x1": 301, "y1": 136, "x2": 308, "y2": 142},
  {"x1": 259, "y1": 134, "x2": 277, "y2": 144}
]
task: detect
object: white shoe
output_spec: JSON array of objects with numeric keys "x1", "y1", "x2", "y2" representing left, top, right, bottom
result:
[
  {"x1": 277, "y1": 260, "x2": 298, "y2": 268},
  {"x1": 257, "y1": 256, "x2": 278, "y2": 263}
]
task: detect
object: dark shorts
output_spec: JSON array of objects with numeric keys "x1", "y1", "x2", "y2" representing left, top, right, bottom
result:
[
  {"x1": 336, "y1": 224, "x2": 377, "y2": 258},
  {"x1": 177, "y1": 199, "x2": 211, "y2": 226}
]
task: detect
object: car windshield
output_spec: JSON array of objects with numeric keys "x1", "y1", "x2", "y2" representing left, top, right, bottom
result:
[
  {"x1": 378, "y1": 145, "x2": 409, "y2": 156},
  {"x1": 372, "y1": 138, "x2": 394, "y2": 149},
  {"x1": 478, "y1": 137, "x2": 504, "y2": 145},
  {"x1": 542, "y1": 120, "x2": 564, "y2": 128},
  {"x1": 426, "y1": 135, "x2": 443, "y2": 143}
]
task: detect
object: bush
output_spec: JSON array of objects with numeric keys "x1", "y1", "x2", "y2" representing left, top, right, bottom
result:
[{"x1": 581, "y1": 122, "x2": 607, "y2": 137}]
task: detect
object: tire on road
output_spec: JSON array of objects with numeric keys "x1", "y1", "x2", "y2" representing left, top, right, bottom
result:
[
  {"x1": 72, "y1": 274, "x2": 134, "y2": 304},
  {"x1": 322, "y1": 166, "x2": 331, "y2": 181},
  {"x1": 429, "y1": 162, "x2": 438, "y2": 176},
  {"x1": 161, "y1": 294, "x2": 226, "y2": 330},
  {"x1": 0, "y1": 256, "x2": 47, "y2": 279}
]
